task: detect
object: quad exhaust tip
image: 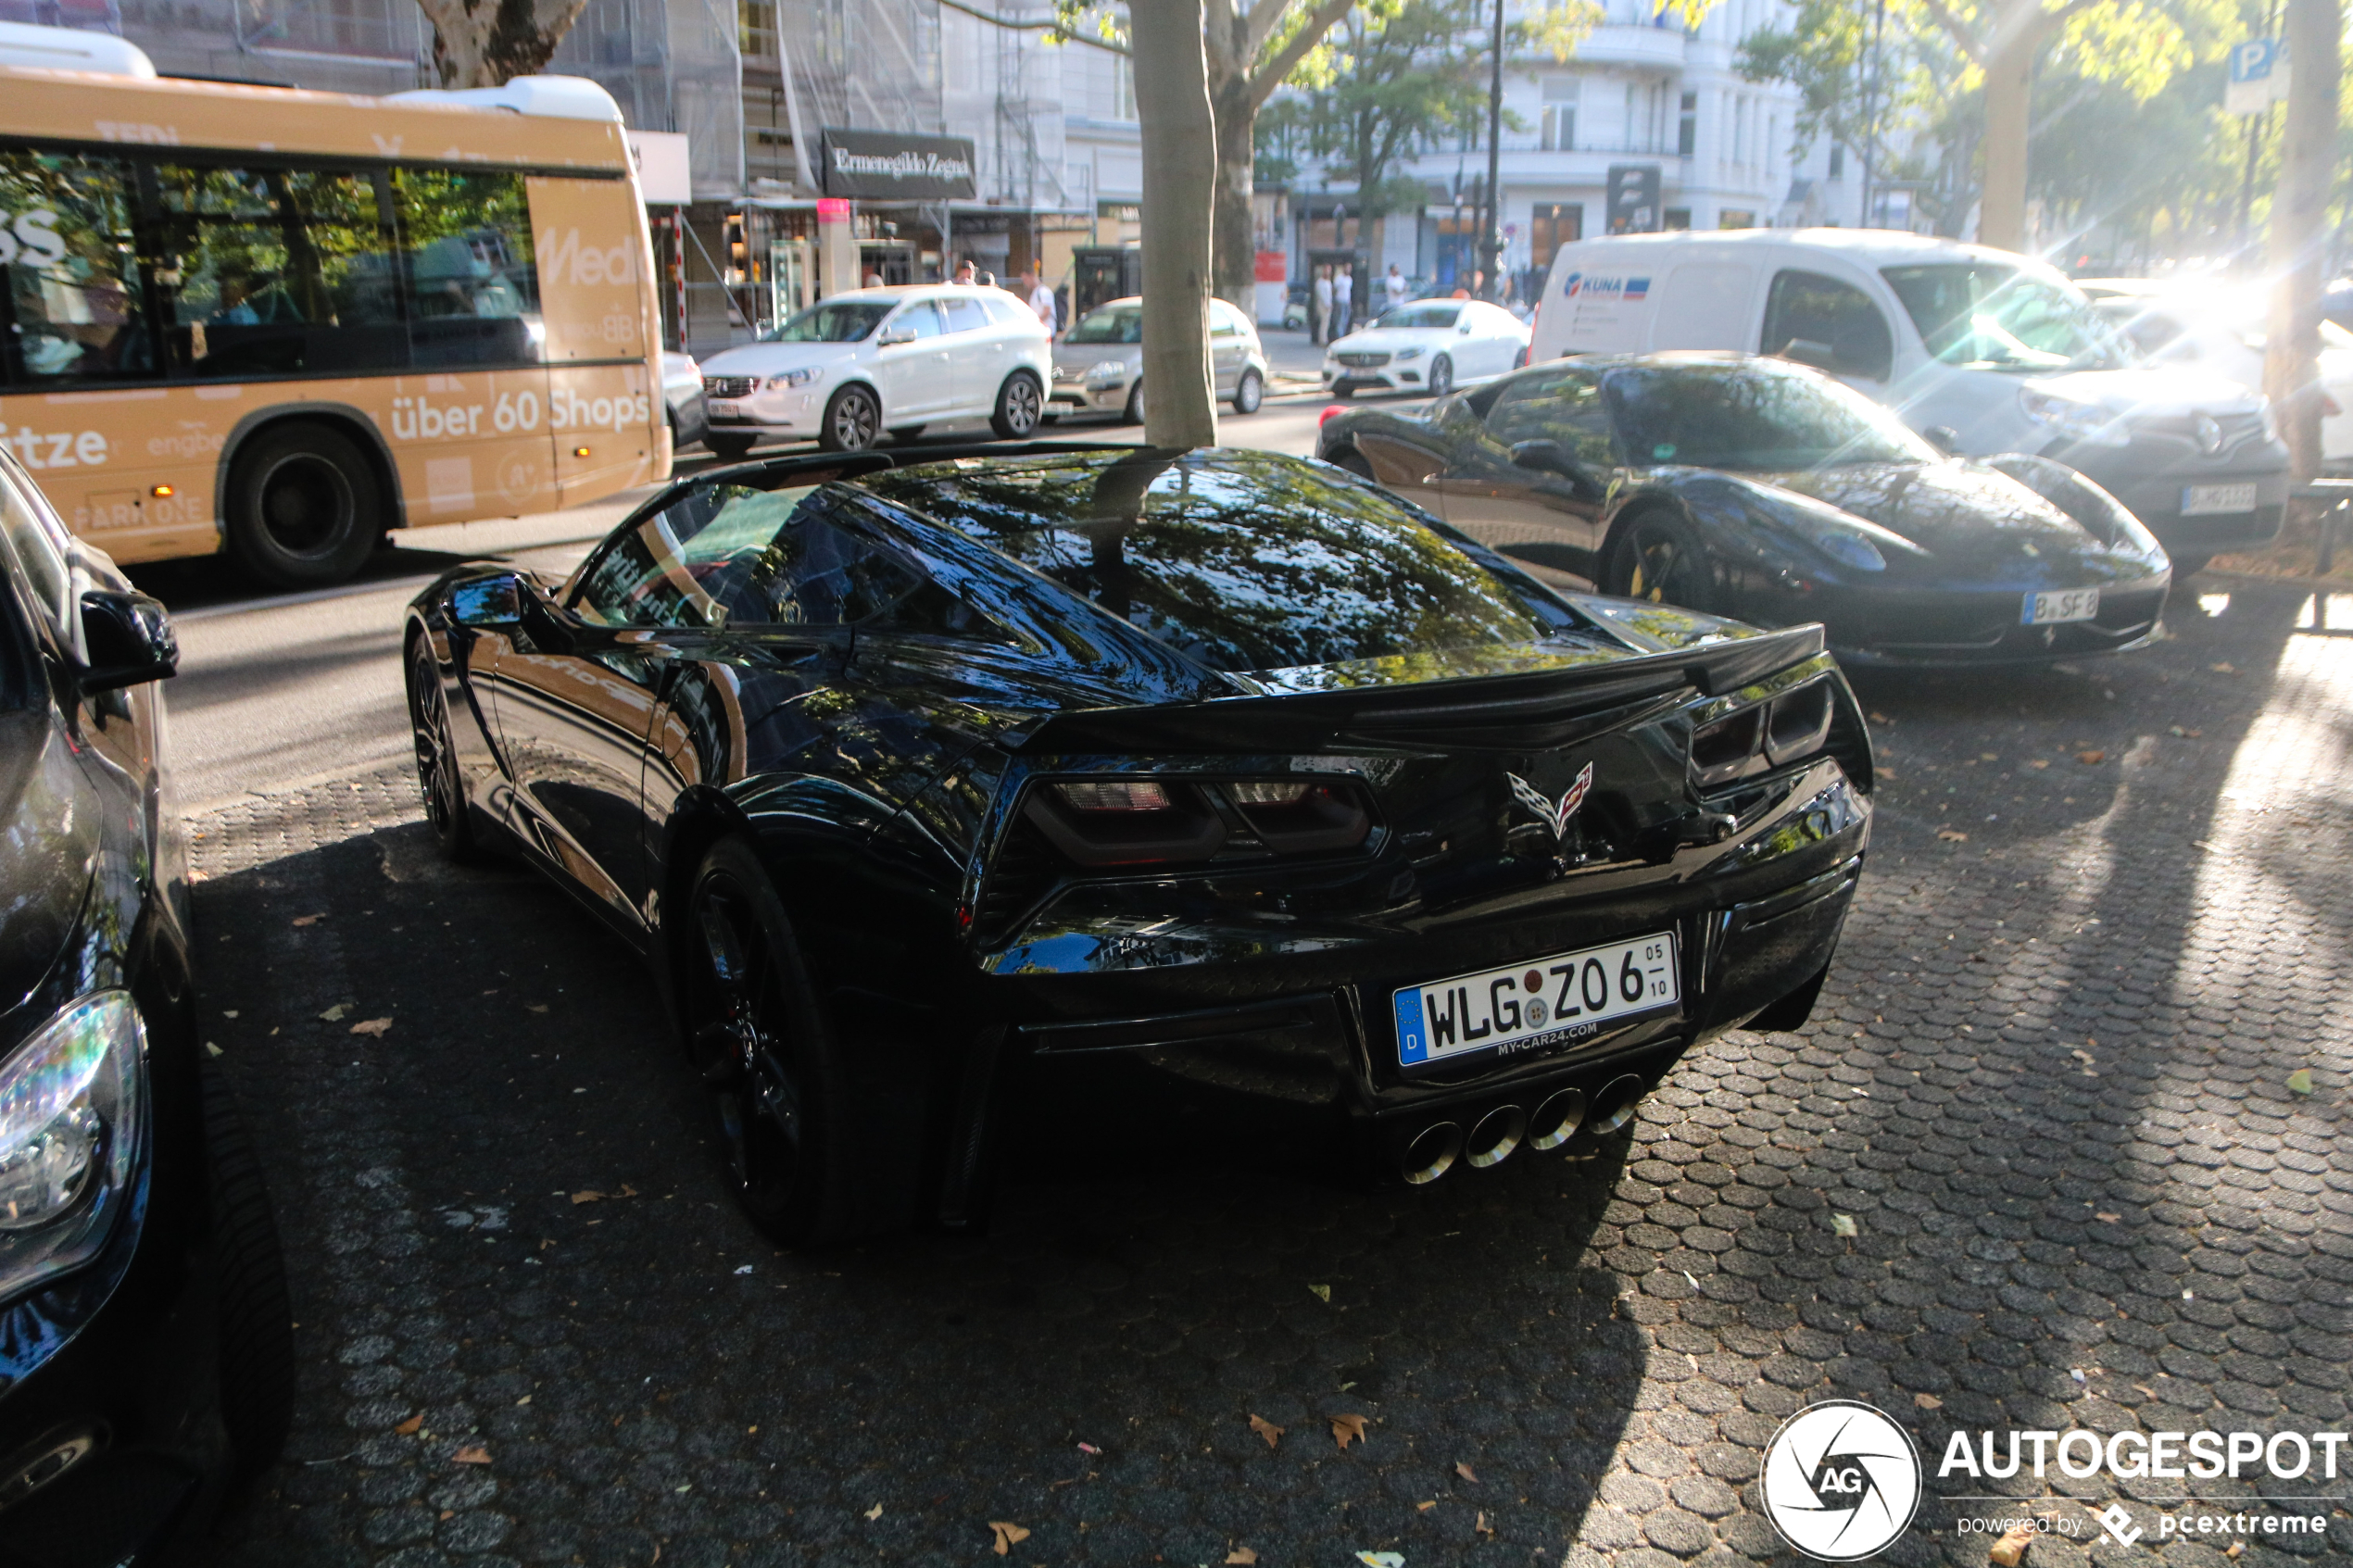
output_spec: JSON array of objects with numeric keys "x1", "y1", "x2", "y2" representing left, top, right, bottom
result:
[
  {"x1": 1588, "y1": 1073, "x2": 1645, "y2": 1136},
  {"x1": 1402, "y1": 1121, "x2": 1462, "y2": 1185},
  {"x1": 1395, "y1": 1076, "x2": 1648, "y2": 1184},
  {"x1": 1466, "y1": 1103, "x2": 1526, "y2": 1168}
]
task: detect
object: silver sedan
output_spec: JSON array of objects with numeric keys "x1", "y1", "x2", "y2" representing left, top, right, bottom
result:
[{"x1": 1047, "y1": 295, "x2": 1270, "y2": 423}]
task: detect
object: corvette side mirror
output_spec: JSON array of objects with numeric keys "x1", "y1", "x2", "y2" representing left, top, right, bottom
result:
[
  {"x1": 76, "y1": 588, "x2": 177, "y2": 694},
  {"x1": 449, "y1": 572, "x2": 523, "y2": 629},
  {"x1": 1922, "y1": 425, "x2": 1963, "y2": 456}
]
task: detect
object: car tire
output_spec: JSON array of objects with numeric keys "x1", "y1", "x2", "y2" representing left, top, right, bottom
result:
[
  {"x1": 989, "y1": 371, "x2": 1044, "y2": 439},
  {"x1": 705, "y1": 433, "x2": 755, "y2": 462},
  {"x1": 1232, "y1": 368, "x2": 1265, "y2": 415},
  {"x1": 681, "y1": 838, "x2": 918, "y2": 1245},
  {"x1": 1428, "y1": 355, "x2": 1454, "y2": 397},
  {"x1": 819, "y1": 384, "x2": 882, "y2": 452},
  {"x1": 407, "y1": 638, "x2": 481, "y2": 863},
  {"x1": 1332, "y1": 450, "x2": 1376, "y2": 480},
  {"x1": 1123, "y1": 381, "x2": 1145, "y2": 425},
  {"x1": 1604, "y1": 509, "x2": 1716, "y2": 611},
  {"x1": 204, "y1": 1066, "x2": 296, "y2": 1482},
  {"x1": 888, "y1": 423, "x2": 927, "y2": 443},
  {"x1": 223, "y1": 422, "x2": 383, "y2": 589}
]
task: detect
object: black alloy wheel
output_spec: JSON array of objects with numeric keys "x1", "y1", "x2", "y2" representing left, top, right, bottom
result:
[
  {"x1": 683, "y1": 839, "x2": 856, "y2": 1244},
  {"x1": 224, "y1": 422, "x2": 382, "y2": 588},
  {"x1": 408, "y1": 640, "x2": 478, "y2": 861},
  {"x1": 990, "y1": 371, "x2": 1044, "y2": 439},
  {"x1": 1232, "y1": 367, "x2": 1265, "y2": 415},
  {"x1": 1427, "y1": 355, "x2": 1454, "y2": 397},
  {"x1": 820, "y1": 384, "x2": 882, "y2": 452},
  {"x1": 1604, "y1": 511, "x2": 1714, "y2": 611},
  {"x1": 204, "y1": 1067, "x2": 296, "y2": 1481},
  {"x1": 705, "y1": 433, "x2": 755, "y2": 462}
]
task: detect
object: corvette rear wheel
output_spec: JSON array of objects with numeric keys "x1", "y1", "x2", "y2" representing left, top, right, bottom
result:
[
  {"x1": 1604, "y1": 512, "x2": 1714, "y2": 611},
  {"x1": 407, "y1": 640, "x2": 479, "y2": 861}
]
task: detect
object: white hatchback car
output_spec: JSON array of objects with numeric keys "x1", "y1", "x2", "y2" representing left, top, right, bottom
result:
[
  {"x1": 1323, "y1": 299, "x2": 1530, "y2": 397},
  {"x1": 698, "y1": 285, "x2": 1052, "y2": 456}
]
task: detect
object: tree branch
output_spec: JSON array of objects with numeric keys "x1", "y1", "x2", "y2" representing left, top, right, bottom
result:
[
  {"x1": 1241, "y1": 0, "x2": 1295, "y2": 60},
  {"x1": 1913, "y1": 0, "x2": 1986, "y2": 65},
  {"x1": 1243, "y1": 0, "x2": 1354, "y2": 107}
]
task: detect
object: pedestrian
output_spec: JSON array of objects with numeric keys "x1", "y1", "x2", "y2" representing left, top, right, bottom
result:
[
  {"x1": 1312, "y1": 265, "x2": 1332, "y2": 345},
  {"x1": 1024, "y1": 270, "x2": 1057, "y2": 334},
  {"x1": 862, "y1": 270, "x2": 884, "y2": 289},
  {"x1": 1332, "y1": 264, "x2": 1353, "y2": 340},
  {"x1": 954, "y1": 257, "x2": 978, "y2": 285},
  {"x1": 1384, "y1": 263, "x2": 1407, "y2": 313}
]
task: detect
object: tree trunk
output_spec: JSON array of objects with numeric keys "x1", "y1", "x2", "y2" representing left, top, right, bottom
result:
[
  {"x1": 415, "y1": 0, "x2": 592, "y2": 87},
  {"x1": 1975, "y1": 14, "x2": 2037, "y2": 251},
  {"x1": 1131, "y1": 0, "x2": 1221, "y2": 448},
  {"x1": 1211, "y1": 80, "x2": 1259, "y2": 312},
  {"x1": 2265, "y1": 0, "x2": 2342, "y2": 486}
]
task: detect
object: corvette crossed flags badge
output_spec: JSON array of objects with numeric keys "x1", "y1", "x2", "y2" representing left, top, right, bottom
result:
[{"x1": 1507, "y1": 761, "x2": 1595, "y2": 840}]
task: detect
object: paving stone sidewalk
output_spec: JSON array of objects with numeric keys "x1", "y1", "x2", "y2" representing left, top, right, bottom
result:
[{"x1": 191, "y1": 583, "x2": 2352, "y2": 1568}]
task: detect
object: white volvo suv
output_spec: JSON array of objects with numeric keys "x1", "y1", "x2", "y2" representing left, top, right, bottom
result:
[{"x1": 699, "y1": 285, "x2": 1052, "y2": 456}]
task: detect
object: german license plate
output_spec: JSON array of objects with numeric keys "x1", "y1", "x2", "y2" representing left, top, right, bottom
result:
[
  {"x1": 1393, "y1": 932, "x2": 1680, "y2": 1070},
  {"x1": 2022, "y1": 587, "x2": 2100, "y2": 625},
  {"x1": 2182, "y1": 482, "x2": 2258, "y2": 516},
  {"x1": 708, "y1": 399, "x2": 740, "y2": 417}
]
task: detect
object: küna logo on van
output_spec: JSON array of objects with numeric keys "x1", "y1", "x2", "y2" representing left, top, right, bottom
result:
[{"x1": 1561, "y1": 272, "x2": 1650, "y2": 302}]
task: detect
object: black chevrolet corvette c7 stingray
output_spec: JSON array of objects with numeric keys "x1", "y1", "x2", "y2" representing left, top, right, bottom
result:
[
  {"x1": 1317, "y1": 352, "x2": 2173, "y2": 666},
  {"x1": 404, "y1": 443, "x2": 1873, "y2": 1243}
]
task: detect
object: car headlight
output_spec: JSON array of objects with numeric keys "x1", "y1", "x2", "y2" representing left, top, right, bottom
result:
[
  {"x1": 765, "y1": 370, "x2": 822, "y2": 390},
  {"x1": 1393, "y1": 347, "x2": 1423, "y2": 361},
  {"x1": 0, "y1": 992, "x2": 146, "y2": 1302},
  {"x1": 2020, "y1": 388, "x2": 2132, "y2": 448},
  {"x1": 1087, "y1": 359, "x2": 1129, "y2": 383}
]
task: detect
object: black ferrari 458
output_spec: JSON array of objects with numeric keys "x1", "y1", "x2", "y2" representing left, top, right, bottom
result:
[
  {"x1": 405, "y1": 443, "x2": 1873, "y2": 1243},
  {"x1": 1318, "y1": 352, "x2": 2173, "y2": 666}
]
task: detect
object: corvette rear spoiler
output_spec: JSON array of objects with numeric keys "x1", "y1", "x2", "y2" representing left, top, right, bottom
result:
[{"x1": 1010, "y1": 622, "x2": 1828, "y2": 754}]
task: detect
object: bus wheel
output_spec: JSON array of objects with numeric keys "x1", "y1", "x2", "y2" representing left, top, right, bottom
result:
[
  {"x1": 225, "y1": 423, "x2": 382, "y2": 588},
  {"x1": 820, "y1": 384, "x2": 881, "y2": 452}
]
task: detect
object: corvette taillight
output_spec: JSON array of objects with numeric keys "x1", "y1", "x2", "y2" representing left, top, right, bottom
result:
[
  {"x1": 1025, "y1": 776, "x2": 1374, "y2": 866},
  {"x1": 1056, "y1": 780, "x2": 1172, "y2": 812}
]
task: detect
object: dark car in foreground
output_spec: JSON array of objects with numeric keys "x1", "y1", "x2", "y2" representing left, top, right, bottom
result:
[
  {"x1": 1319, "y1": 353, "x2": 2173, "y2": 667},
  {"x1": 0, "y1": 453, "x2": 292, "y2": 1565},
  {"x1": 404, "y1": 443, "x2": 1872, "y2": 1243}
]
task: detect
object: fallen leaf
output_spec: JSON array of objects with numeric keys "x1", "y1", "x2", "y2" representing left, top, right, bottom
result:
[
  {"x1": 1416, "y1": 1500, "x2": 1437, "y2": 1512},
  {"x1": 1308, "y1": 1283, "x2": 1331, "y2": 1303},
  {"x1": 2027, "y1": 759, "x2": 2049, "y2": 770},
  {"x1": 350, "y1": 1017, "x2": 393, "y2": 1036},
  {"x1": 618, "y1": 1184, "x2": 639, "y2": 1198},
  {"x1": 1476, "y1": 1511, "x2": 1495, "y2": 1537},
  {"x1": 1355, "y1": 1555, "x2": 1405, "y2": 1568},
  {"x1": 205, "y1": 1041, "x2": 223, "y2": 1059},
  {"x1": 2210, "y1": 661, "x2": 2236, "y2": 674},
  {"x1": 293, "y1": 914, "x2": 323, "y2": 927},
  {"x1": 863, "y1": 1503, "x2": 883, "y2": 1522},
  {"x1": 528, "y1": 1003, "x2": 549, "y2": 1014},
  {"x1": 2071, "y1": 1048, "x2": 2095, "y2": 1064},
  {"x1": 2168, "y1": 725, "x2": 2204, "y2": 738},
  {"x1": 1455, "y1": 1461, "x2": 1479, "y2": 1484},
  {"x1": 733, "y1": 1263, "x2": 754, "y2": 1275},
  {"x1": 394, "y1": 1413, "x2": 423, "y2": 1436},
  {"x1": 1989, "y1": 1523, "x2": 2034, "y2": 1566},
  {"x1": 1831, "y1": 1213, "x2": 1858, "y2": 1237},
  {"x1": 1226, "y1": 1549, "x2": 1259, "y2": 1565},
  {"x1": 1249, "y1": 1413, "x2": 1284, "y2": 1449},
  {"x1": 2288, "y1": 1068, "x2": 2315, "y2": 1096},
  {"x1": 1331, "y1": 1412, "x2": 1367, "y2": 1450},
  {"x1": 2077, "y1": 749, "x2": 2105, "y2": 764},
  {"x1": 988, "y1": 1521, "x2": 1031, "y2": 1556},
  {"x1": 1936, "y1": 828, "x2": 1969, "y2": 842},
  {"x1": 452, "y1": 1446, "x2": 491, "y2": 1465},
  {"x1": 1913, "y1": 1393, "x2": 1943, "y2": 1411},
  {"x1": 2096, "y1": 1212, "x2": 2121, "y2": 1223},
  {"x1": 1980, "y1": 751, "x2": 1998, "y2": 761},
  {"x1": 572, "y1": 1191, "x2": 603, "y2": 1204},
  {"x1": 319, "y1": 1003, "x2": 349, "y2": 1022},
  {"x1": 1868, "y1": 710, "x2": 1892, "y2": 724}
]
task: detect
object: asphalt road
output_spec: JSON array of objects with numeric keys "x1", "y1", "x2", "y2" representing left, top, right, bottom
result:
[{"x1": 144, "y1": 369, "x2": 2353, "y2": 1567}]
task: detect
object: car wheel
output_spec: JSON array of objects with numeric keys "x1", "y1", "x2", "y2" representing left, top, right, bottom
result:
[
  {"x1": 990, "y1": 371, "x2": 1044, "y2": 439},
  {"x1": 1604, "y1": 510, "x2": 1715, "y2": 611},
  {"x1": 1231, "y1": 368, "x2": 1265, "y2": 414},
  {"x1": 819, "y1": 384, "x2": 882, "y2": 452},
  {"x1": 205, "y1": 1067, "x2": 295, "y2": 1482},
  {"x1": 2169, "y1": 552, "x2": 2211, "y2": 578},
  {"x1": 408, "y1": 638, "x2": 481, "y2": 862},
  {"x1": 683, "y1": 838, "x2": 913, "y2": 1245},
  {"x1": 1123, "y1": 380, "x2": 1146, "y2": 425},
  {"x1": 1332, "y1": 450, "x2": 1375, "y2": 480},
  {"x1": 705, "y1": 433, "x2": 755, "y2": 462},
  {"x1": 224, "y1": 421, "x2": 382, "y2": 588},
  {"x1": 888, "y1": 423, "x2": 927, "y2": 442},
  {"x1": 1427, "y1": 355, "x2": 1453, "y2": 397}
]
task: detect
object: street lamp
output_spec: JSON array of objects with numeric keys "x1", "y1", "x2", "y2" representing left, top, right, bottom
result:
[{"x1": 1479, "y1": 0, "x2": 1504, "y2": 299}]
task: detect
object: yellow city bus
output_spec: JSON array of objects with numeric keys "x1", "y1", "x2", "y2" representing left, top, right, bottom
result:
[{"x1": 0, "y1": 41, "x2": 667, "y2": 585}]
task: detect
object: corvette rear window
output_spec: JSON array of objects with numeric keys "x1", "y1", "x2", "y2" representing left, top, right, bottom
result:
[{"x1": 861, "y1": 449, "x2": 1581, "y2": 673}]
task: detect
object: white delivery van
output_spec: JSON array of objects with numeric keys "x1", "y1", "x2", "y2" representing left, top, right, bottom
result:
[{"x1": 1527, "y1": 229, "x2": 2287, "y2": 568}]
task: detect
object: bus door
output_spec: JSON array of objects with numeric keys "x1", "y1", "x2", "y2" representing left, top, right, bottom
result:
[{"x1": 526, "y1": 176, "x2": 662, "y2": 506}]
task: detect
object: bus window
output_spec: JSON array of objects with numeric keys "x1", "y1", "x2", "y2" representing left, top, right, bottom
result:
[
  {"x1": 396, "y1": 168, "x2": 542, "y2": 368},
  {"x1": 153, "y1": 163, "x2": 406, "y2": 378},
  {"x1": 0, "y1": 149, "x2": 152, "y2": 384}
]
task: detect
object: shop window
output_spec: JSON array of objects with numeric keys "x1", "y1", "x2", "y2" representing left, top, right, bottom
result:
[
  {"x1": 1719, "y1": 209, "x2": 1756, "y2": 230},
  {"x1": 1664, "y1": 208, "x2": 1692, "y2": 231}
]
